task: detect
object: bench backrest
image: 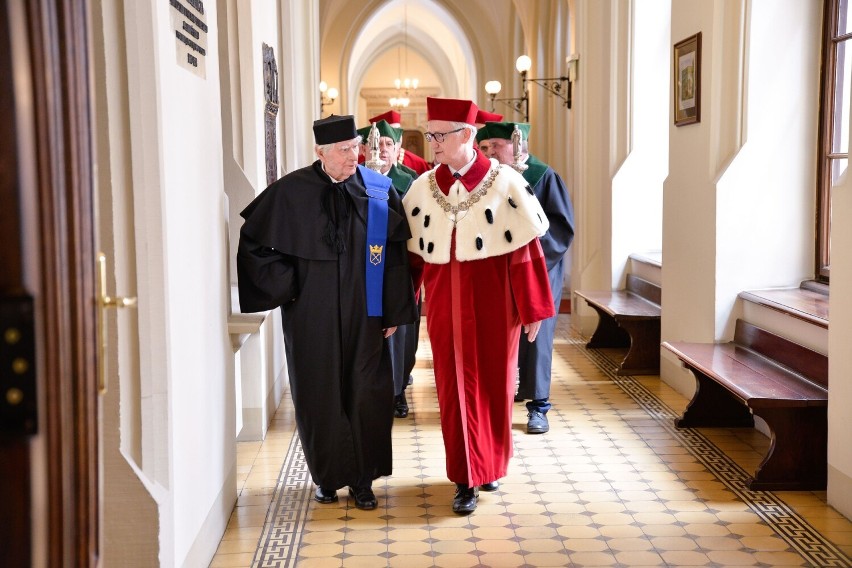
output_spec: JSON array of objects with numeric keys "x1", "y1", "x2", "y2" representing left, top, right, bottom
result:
[
  {"x1": 733, "y1": 319, "x2": 828, "y2": 389},
  {"x1": 626, "y1": 274, "x2": 661, "y2": 306}
]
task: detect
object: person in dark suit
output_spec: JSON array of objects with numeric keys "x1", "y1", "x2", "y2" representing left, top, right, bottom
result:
[{"x1": 482, "y1": 121, "x2": 575, "y2": 434}]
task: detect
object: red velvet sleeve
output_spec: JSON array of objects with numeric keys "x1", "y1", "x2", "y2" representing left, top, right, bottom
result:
[
  {"x1": 509, "y1": 238, "x2": 556, "y2": 324},
  {"x1": 408, "y1": 251, "x2": 425, "y2": 302}
]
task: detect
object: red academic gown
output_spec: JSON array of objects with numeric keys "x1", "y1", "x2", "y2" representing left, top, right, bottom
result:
[
  {"x1": 407, "y1": 152, "x2": 554, "y2": 486},
  {"x1": 400, "y1": 148, "x2": 431, "y2": 176}
]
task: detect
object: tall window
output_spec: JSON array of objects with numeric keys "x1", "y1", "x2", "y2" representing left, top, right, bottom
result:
[{"x1": 818, "y1": 0, "x2": 852, "y2": 280}]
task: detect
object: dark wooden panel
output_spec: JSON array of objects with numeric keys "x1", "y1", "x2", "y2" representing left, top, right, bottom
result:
[
  {"x1": 21, "y1": 0, "x2": 99, "y2": 565},
  {"x1": 0, "y1": 2, "x2": 32, "y2": 564},
  {"x1": 626, "y1": 274, "x2": 661, "y2": 305},
  {"x1": 734, "y1": 320, "x2": 828, "y2": 389}
]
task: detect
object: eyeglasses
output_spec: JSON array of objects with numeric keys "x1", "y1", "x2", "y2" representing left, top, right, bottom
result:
[{"x1": 424, "y1": 128, "x2": 465, "y2": 143}]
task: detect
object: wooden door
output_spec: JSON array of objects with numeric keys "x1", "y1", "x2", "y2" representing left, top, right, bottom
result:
[{"x1": 0, "y1": 1, "x2": 99, "y2": 566}]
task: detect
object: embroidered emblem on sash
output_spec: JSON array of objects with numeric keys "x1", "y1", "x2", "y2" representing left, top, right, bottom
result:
[{"x1": 369, "y1": 244, "x2": 383, "y2": 265}]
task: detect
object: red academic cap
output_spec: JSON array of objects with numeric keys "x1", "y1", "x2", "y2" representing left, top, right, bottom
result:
[
  {"x1": 475, "y1": 109, "x2": 504, "y2": 124},
  {"x1": 369, "y1": 110, "x2": 402, "y2": 126},
  {"x1": 426, "y1": 97, "x2": 479, "y2": 125}
]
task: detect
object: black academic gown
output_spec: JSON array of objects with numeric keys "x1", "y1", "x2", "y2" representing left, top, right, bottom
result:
[
  {"x1": 382, "y1": 164, "x2": 420, "y2": 397},
  {"x1": 237, "y1": 162, "x2": 417, "y2": 489},
  {"x1": 516, "y1": 155, "x2": 575, "y2": 403}
]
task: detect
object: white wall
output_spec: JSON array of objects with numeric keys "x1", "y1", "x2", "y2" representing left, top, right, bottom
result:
[
  {"x1": 571, "y1": 0, "x2": 617, "y2": 334},
  {"x1": 828, "y1": 75, "x2": 852, "y2": 523},
  {"x1": 661, "y1": 0, "x2": 820, "y2": 395},
  {"x1": 611, "y1": 0, "x2": 669, "y2": 285},
  {"x1": 662, "y1": 0, "x2": 718, "y2": 351},
  {"x1": 116, "y1": 2, "x2": 239, "y2": 565},
  {"x1": 154, "y1": 1, "x2": 236, "y2": 564},
  {"x1": 572, "y1": 0, "x2": 668, "y2": 334},
  {"x1": 279, "y1": 0, "x2": 321, "y2": 173},
  {"x1": 714, "y1": 0, "x2": 818, "y2": 338}
]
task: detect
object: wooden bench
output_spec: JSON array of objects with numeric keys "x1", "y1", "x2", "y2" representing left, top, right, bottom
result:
[
  {"x1": 575, "y1": 274, "x2": 661, "y2": 375},
  {"x1": 663, "y1": 319, "x2": 828, "y2": 491}
]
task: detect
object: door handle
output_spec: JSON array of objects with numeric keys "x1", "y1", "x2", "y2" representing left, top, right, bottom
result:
[{"x1": 96, "y1": 252, "x2": 137, "y2": 394}]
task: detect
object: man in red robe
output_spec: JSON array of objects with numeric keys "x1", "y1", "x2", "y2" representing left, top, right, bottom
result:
[
  {"x1": 402, "y1": 97, "x2": 555, "y2": 514},
  {"x1": 369, "y1": 110, "x2": 432, "y2": 176}
]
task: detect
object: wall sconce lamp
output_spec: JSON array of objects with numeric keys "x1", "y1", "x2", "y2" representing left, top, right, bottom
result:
[
  {"x1": 484, "y1": 80, "x2": 528, "y2": 122},
  {"x1": 485, "y1": 55, "x2": 578, "y2": 122},
  {"x1": 319, "y1": 81, "x2": 339, "y2": 116}
]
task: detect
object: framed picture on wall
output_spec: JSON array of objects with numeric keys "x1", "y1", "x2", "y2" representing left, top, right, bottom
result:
[{"x1": 673, "y1": 32, "x2": 701, "y2": 126}]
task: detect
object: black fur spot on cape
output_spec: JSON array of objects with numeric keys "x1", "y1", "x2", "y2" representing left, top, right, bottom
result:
[
  {"x1": 525, "y1": 184, "x2": 534, "y2": 195},
  {"x1": 505, "y1": 230, "x2": 513, "y2": 243},
  {"x1": 475, "y1": 236, "x2": 483, "y2": 250},
  {"x1": 485, "y1": 209, "x2": 494, "y2": 224},
  {"x1": 412, "y1": 207, "x2": 421, "y2": 216},
  {"x1": 427, "y1": 242, "x2": 434, "y2": 254},
  {"x1": 419, "y1": 237, "x2": 424, "y2": 251},
  {"x1": 508, "y1": 197, "x2": 517, "y2": 208},
  {"x1": 538, "y1": 213, "x2": 543, "y2": 223},
  {"x1": 424, "y1": 215, "x2": 430, "y2": 228}
]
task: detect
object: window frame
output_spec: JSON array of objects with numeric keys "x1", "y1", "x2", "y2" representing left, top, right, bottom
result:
[{"x1": 816, "y1": 0, "x2": 851, "y2": 281}]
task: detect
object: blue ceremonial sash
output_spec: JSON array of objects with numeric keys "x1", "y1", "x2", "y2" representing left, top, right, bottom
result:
[{"x1": 358, "y1": 165, "x2": 391, "y2": 317}]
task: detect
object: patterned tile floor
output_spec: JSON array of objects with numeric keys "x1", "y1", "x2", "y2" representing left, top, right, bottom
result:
[{"x1": 210, "y1": 316, "x2": 852, "y2": 567}]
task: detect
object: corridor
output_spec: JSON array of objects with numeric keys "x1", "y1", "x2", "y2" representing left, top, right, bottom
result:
[{"x1": 210, "y1": 316, "x2": 852, "y2": 567}]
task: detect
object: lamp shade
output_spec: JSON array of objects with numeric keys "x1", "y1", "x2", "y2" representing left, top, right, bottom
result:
[
  {"x1": 484, "y1": 80, "x2": 502, "y2": 95},
  {"x1": 515, "y1": 55, "x2": 532, "y2": 73}
]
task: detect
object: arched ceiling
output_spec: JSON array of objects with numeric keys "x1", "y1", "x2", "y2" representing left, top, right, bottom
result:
[
  {"x1": 318, "y1": 0, "x2": 541, "y2": 124},
  {"x1": 345, "y1": 0, "x2": 477, "y2": 111}
]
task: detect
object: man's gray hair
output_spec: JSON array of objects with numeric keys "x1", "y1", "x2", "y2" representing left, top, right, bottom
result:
[
  {"x1": 316, "y1": 135, "x2": 363, "y2": 155},
  {"x1": 449, "y1": 121, "x2": 477, "y2": 144}
]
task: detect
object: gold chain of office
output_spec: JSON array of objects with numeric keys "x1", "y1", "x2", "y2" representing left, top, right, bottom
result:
[{"x1": 428, "y1": 165, "x2": 501, "y2": 214}]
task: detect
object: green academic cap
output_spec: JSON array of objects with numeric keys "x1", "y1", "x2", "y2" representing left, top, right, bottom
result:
[
  {"x1": 372, "y1": 120, "x2": 403, "y2": 143},
  {"x1": 480, "y1": 121, "x2": 531, "y2": 141},
  {"x1": 357, "y1": 120, "x2": 402, "y2": 143}
]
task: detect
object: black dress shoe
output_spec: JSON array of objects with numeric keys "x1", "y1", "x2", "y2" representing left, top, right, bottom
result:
[
  {"x1": 452, "y1": 484, "x2": 478, "y2": 514},
  {"x1": 314, "y1": 486, "x2": 338, "y2": 504},
  {"x1": 348, "y1": 486, "x2": 377, "y2": 510},
  {"x1": 479, "y1": 481, "x2": 499, "y2": 492},
  {"x1": 394, "y1": 393, "x2": 409, "y2": 418}
]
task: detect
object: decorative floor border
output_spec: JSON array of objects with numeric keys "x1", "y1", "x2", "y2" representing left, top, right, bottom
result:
[
  {"x1": 252, "y1": 433, "x2": 312, "y2": 567},
  {"x1": 573, "y1": 335, "x2": 851, "y2": 568}
]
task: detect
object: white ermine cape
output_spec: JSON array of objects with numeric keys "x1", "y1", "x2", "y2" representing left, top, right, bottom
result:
[{"x1": 403, "y1": 160, "x2": 549, "y2": 264}]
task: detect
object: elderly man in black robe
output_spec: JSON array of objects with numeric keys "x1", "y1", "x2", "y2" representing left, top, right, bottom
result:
[{"x1": 236, "y1": 114, "x2": 417, "y2": 510}]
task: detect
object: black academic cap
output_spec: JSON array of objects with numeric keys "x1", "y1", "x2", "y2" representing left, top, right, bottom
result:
[{"x1": 313, "y1": 114, "x2": 357, "y2": 145}]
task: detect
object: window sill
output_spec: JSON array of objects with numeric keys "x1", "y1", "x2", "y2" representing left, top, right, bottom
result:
[{"x1": 738, "y1": 281, "x2": 828, "y2": 330}]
